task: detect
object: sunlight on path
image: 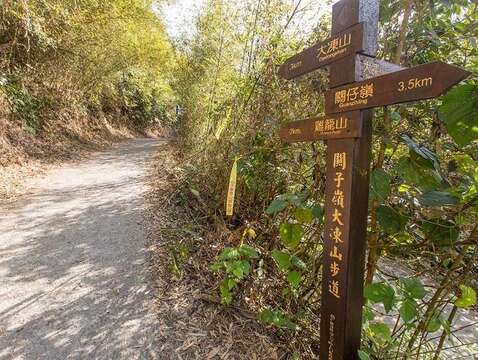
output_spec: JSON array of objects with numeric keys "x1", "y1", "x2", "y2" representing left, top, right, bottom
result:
[{"x1": 0, "y1": 139, "x2": 165, "y2": 360}]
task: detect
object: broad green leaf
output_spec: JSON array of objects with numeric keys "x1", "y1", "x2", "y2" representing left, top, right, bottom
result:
[
  {"x1": 369, "y1": 322, "x2": 391, "y2": 343},
  {"x1": 219, "y1": 247, "x2": 240, "y2": 260},
  {"x1": 358, "y1": 350, "x2": 371, "y2": 360},
  {"x1": 418, "y1": 191, "x2": 460, "y2": 207},
  {"x1": 422, "y1": 219, "x2": 459, "y2": 246},
  {"x1": 364, "y1": 283, "x2": 396, "y2": 313},
  {"x1": 370, "y1": 169, "x2": 391, "y2": 201},
  {"x1": 438, "y1": 84, "x2": 478, "y2": 147},
  {"x1": 266, "y1": 198, "x2": 288, "y2": 214},
  {"x1": 238, "y1": 245, "x2": 259, "y2": 259},
  {"x1": 312, "y1": 205, "x2": 324, "y2": 220},
  {"x1": 399, "y1": 299, "x2": 419, "y2": 323},
  {"x1": 294, "y1": 207, "x2": 314, "y2": 224},
  {"x1": 279, "y1": 223, "x2": 304, "y2": 249},
  {"x1": 377, "y1": 206, "x2": 408, "y2": 234},
  {"x1": 271, "y1": 250, "x2": 292, "y2": 270},
  {"x1": 401, "y1": 278, "x2": 426, "y2": 299},
  {"x1": 287, "y1": 271, "x2": 302, "y2": 289},
  {"x1": 455, "y1": 285, "x2": 477, "y2": 309},
  {"x1": 397, "y1": 157, "x2": 442, "y2": 191},
  {"x1": 230, "y1": 260, "x2": 250, "y2": 279},
  {"x1": 427, "y1": 314, "x2": 442, "y2": 333}
]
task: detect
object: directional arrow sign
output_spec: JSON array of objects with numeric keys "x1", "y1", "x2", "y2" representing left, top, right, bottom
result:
[
  {"x1": 278, "y1": 23, "x2": 364, "y2": 80},
  {"x1": 279, "y1": 111, "x2": 362, "y2": 142},
  {"x1": 325, "y1": 61, "x2": 470, "y2": 114}
]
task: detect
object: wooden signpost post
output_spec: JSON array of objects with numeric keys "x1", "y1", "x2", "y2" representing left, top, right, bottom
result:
[{"x1": 277, "y1": 0, "x2": 470, "y2": 359}]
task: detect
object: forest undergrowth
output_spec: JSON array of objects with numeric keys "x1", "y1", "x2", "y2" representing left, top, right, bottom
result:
[
  {"x1": 0, "y1": 0, "x2": 176, "y2": 199},
  {"x1": 164, "y1": 0, "x2": 478, "y2": 359}
]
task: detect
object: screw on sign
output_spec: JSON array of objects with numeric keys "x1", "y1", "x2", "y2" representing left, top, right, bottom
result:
[{"x1": 276, "y1": 0, "x2": 470, "y2": 359}]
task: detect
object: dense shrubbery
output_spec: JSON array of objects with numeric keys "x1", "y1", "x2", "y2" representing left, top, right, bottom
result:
[
  {"x1": 0, "y1": 0, "x2": 175, "y2": 134},
  {"x1": 172, "y1": 0, "x2": 477, "y2": 358}
]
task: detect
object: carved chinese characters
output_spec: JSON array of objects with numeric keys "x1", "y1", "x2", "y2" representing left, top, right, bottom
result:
[
  {"x1": 325, "y1": 61, "x2": 470, "y2": 113},
  {"x1": 279, "y1": 111, "x2": 362, "y2": 143},
  {"x1": 278, "y1": 23, "x2": 364, "y2": 80}
]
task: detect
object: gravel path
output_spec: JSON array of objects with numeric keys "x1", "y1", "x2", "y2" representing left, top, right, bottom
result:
[{"x1": 0, "y1": 139, "x2": 165, "y2": 360}]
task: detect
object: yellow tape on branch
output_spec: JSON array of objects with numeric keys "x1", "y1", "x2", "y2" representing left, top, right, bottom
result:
[{"x1": 226, "y1": 158, "x2": 238, "y2": 216}]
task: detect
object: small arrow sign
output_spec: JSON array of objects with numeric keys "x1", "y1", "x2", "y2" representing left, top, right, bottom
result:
[
  {"x1": 278, "y1": 23, "x2": 364, "y2": 80},
  {"x1": 325, "y1": 61, "x2": 470, "y2": 114},
  {"x1": 279, "y1": 112, "x2": 362, "y2": 143}
]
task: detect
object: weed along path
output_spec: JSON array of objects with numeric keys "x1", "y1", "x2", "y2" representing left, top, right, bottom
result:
[{"x1": 0, "y1": 139, "x2": 165, "y2": 359}]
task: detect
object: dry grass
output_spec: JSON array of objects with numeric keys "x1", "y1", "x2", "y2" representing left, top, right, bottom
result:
[
  {"x1": 145, "y1": 143, "x2": 289, "y2": 359},
  {"x1": 0, "y1": 104, "x2": 157, "y2": 201}
]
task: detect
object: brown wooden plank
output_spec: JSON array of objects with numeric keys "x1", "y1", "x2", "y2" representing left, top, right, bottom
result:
[
  {"x1": 325, "y1": 61, "x2": 470, "y2": 114},
  {"x1": 279, "y1": 111, "x2": 362, "y2": 143},
  {"x1": 320, "y1": 1, "x2": 378, "y2": 359},
  {"x1": 277, "y1": 23, "x2": 364, "y2": 80},
  {"x1": 320, "y1": 117, "x2": 372, "y2": 360}
]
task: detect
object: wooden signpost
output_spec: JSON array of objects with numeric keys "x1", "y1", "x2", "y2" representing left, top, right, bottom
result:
[
  {"x1": 325, "y1": 61, "x2": 470, "y2": 114},
  {"x1": 277, "y1": 0, "x2": 470, "y2": 359}
]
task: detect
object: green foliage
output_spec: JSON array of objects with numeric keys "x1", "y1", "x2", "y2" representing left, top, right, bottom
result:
[
  {"x1": 364, "y1": 282, "x2": 396, "y2": 313},
  {"x1": 279, "y1": 222, "x2": 304, "y2": 249},
  {"x1": 0, "y1": 0, "x2": 176, "y2": 133},
  {"x1": 455, "y1": 285, "x2": 477, "y2": 309},
  {"x1": 172, "y1": 0, "x2": 478, "y2": 357},
  {"x1": 0, "y1": 77, "x2": 48, "y2": 134},
  {"x1": 438, "y1": 84, "x2": 478, "y2": 147},
  {"x1": 211, "y1": 244, "x2": 260, "y2": 304},
  {"x1": 258, "y1": 308, "x2": 297, "y2": 330}
]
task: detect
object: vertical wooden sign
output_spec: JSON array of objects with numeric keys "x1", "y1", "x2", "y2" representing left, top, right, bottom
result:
[{"x1": 320, "y1": 0, "x2": 378, "y2": 359}]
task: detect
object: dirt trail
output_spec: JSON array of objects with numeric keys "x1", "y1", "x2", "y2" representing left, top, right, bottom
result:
[{"x1": 0, "y1": 139, "x2": 165, "y2": 359}]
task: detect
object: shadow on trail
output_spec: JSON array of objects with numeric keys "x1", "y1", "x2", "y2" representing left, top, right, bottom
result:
[{"x1": 0, "y1": 139, "x2": 165, "y2": 360}]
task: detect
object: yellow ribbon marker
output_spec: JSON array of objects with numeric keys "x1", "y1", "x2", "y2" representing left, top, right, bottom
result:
[{"x1": 226, "y1": 158, "x2": 238, "y2": 216}]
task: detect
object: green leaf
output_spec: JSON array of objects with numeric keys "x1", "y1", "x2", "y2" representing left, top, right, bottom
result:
[
  {"x1": 279, "y1": 223, "x2": 304, "y2": 249},
  {"x1": 218, "y1": 247, "x2": 240, "y2": 260},
  {"x1": 362, "y1": 306, "x2": 375, "y2": 323},
  {"x1": 377, "y1": 206, "x2": 408, "y2": 234},
  {"x1": 370, "y1": 169, "x2": 392, "y2": 201},
  {"x1": 438, "y1": 84, "x2": 478, "y2": 147},
  {"x1": 210, "y1": 262, "x2": 222, "y2": 272},
  {"x1": 422, "y1": 219, "x2": 459, "y2": 247},
  {"x1": 312, "y1": 204, "x2": 324, "y2": 219},
  {"x1": 271, "y1": 250, "x2": 292, "y2": 270},
  {"x1": 455, "y1": 285, "x2": 477, "y2": 309},
  {"x1": 220, "y1": 279, "x2": 234, "y2": 305},
  {"x1": 397, "y1": 157, "x2": 442, "y2": 191},
  {"x1": 364, "y1": 283, "x2": 396, "y2": 313},
  {"x1": 266, "y1": 198, "x2": 288, "y2": 214},
  {"x1": 238, "y1": 245, "x2": 259, "y2": 259},
  {"x1": 399, "y1": 299, "x2": 419, "y2": 323},
  {"x1": 427, "y1": 314, "x2": 442, "y2": 333},
  {"x1": 358, "y1": 350, "x2": 371, "y2": 360},
  {"x1": 287, "y1": 271, "x2": 302, "y2": 289},
  {"x1": 258, "y1": 309, "x2": 297, "y2": 330},
  {"x1": 418, "y1": 191, "x2": 460, "y2": 207},
  {"x1": 294, "y1": 207, "x2": 314, "y2": 224},
  {"x1": 230, "y1": 260, "x2": 250, "y2": 279},
  {"x1": 401, "y1": 278, "x2": 427, "y2": 299},
  {"x1": 369, "y1": 322, "x2": 391, "y2": 343}
]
